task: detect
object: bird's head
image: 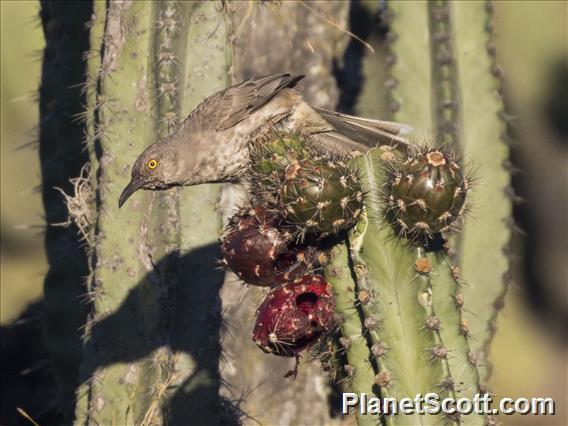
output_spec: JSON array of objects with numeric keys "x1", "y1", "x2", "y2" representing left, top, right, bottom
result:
[{"x1": 119, "y1": 141, "x2": 180, "y2": 208}]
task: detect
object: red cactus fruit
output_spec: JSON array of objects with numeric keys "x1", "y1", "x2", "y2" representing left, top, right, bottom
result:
[
  {"x1": 253, "y1": 275, "x2": 336, "y2": 357},
  {"x1": 220, "y1": 204, "x2": 317, "y2": 286}
]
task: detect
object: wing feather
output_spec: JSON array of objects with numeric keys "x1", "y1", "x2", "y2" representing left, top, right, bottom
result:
[{"x1": 216, "y1": 73, "x2": 304, "y2": 130}]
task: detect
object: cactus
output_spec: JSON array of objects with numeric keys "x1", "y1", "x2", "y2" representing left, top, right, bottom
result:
[
  {"x1": 321, "y1": 1, "x2": 512, "y2": 425},
  {"x1": 450, "y1": 2, "x2": 514, "y2": 385},
  {"x1": 67, "y1": 2, "x2": 230, "y2": 424},
  {"x1": 324, "y1": 241, "x2": 378, "y2": 426},
  {"x1": 384, "y1": 0, "x2": 513, "y2": 389},
  {"x1": 38, "y1": 1, "x2": 512, "y2": 424}
]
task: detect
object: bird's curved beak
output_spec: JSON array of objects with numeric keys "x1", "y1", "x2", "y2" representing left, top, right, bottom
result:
[{"x1": 118, "y1": 178, "x2": 144, "y2": 208}]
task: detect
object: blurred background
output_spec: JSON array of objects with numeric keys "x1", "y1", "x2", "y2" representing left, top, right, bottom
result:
[{"x1": 1, "y1": 1, "x2": 566, "y2": 425}]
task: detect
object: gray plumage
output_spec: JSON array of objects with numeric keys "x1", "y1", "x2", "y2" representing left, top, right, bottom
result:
[{"x1": 119, "y1": 73, "x2": 412, "y2": 207}]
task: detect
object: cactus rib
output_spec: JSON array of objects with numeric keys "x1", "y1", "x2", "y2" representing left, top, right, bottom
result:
[
  {"x1": 452, "y1": 0, "x2": 513, "y2": 385},
  {"x1": 324, "y1": 241, "x2": 378, "y2": 426}
]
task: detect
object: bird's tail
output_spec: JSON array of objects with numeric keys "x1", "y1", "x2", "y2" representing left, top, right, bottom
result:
[{"x1": 311, "y1": 108, "x2": 414, "y2": 155}]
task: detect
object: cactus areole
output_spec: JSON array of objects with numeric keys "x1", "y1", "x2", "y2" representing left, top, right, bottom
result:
[{"x1": 253, "y1": 275, "x2": 336, "y2": 357}]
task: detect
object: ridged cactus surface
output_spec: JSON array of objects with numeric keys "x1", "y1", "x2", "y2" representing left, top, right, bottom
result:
[
  {"x1": 320, "y1": 1, "x2": 511, "y2": 425},
  {"x1": 451, "y1": 2, "x2": 513, "y2": 384},
  {"x1": 74, "y1": 2, "x2": 229, "y2": 424},
  {"x1": 386, "y1": 0, "x2": 512, "y2": 388}
]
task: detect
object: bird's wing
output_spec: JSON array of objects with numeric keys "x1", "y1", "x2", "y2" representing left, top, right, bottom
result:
[
  {"x1": 315, "y1": 108, "x2": 413, "y2": 136},
  {"x1": 214, "y1": 73, "x2": 305, "y2": 131},
  {"x1": 304, "y1": 108, "x2": 416, "y2": 155}
]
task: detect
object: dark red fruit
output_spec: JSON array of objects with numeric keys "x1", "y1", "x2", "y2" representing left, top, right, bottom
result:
[
  {"x1": 253, "y1": 275, "x2": 336, "y2": 357},
  {"x1": 220, "y1": 204, "x2": 317, "y2": 286}
]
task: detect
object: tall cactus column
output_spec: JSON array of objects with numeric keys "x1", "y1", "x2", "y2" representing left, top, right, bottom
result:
[
  {"x1": 385, "y1": 0, "x2": 513, "y2": 389},
  {"x1": 451, "y1": 2, "x2": 513, "y2": 385},
  {"x1": 344, "y1": 150, "x2": 482, "y2": 425},
  {"x1": 167, "y1": 1, "x2": 230, "y2": 423},
  {"x1": 74, "y1": 2, "x2": 230, "y2": 424},
  {"x1": 323, "y1": 1, "x2": 512, "y2": 425},
  {"x1": 75, "y1": 2, "x2": 161, "y2": 424}
]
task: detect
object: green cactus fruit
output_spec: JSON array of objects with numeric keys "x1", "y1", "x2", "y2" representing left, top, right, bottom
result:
[
  {"x1": 280, "y1": 158, "x2": 364, "y2": 237},
  {"x1": 250, "y1": 132, "x2": 307, "y2": 176},
  {"x1": 220, "y1": 204, "x2": 319, "y2": 286},
  {"x1": 383, "y1": 145, "x2": 470, "y2": 244}
]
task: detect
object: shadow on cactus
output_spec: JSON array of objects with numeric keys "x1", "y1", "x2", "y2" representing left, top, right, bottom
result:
[{"x1": 76, "y1": 245, "x2": 244, "y2": 425}]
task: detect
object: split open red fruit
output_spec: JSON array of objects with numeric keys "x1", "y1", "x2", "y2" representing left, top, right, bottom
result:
[{"x1": 252, "y1": 275, "x2": 336, "y2": 357}]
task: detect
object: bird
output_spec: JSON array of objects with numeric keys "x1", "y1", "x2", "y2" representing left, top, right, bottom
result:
[{"x1": 119, "y1": 73, "x2": 412, "y2": 208}]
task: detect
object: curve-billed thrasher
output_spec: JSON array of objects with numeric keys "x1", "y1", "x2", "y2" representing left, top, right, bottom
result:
[{"x1": 119, "y1": 73, "x2": 411, "y2": 207}]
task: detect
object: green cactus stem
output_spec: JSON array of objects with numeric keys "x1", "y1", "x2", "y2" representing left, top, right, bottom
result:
[
  {"x1": 162, "y1": 1, "x2": 230, "y2": 422},
  {"x1": 387, "y1": 0, "x2": 513, "y2": 388},
  {"x1": 451, "y1": 1, "x2": 513, "y2": 385},
  {"x1": 320, "y1": 1, "x2": 512, "y2": 424},
  {"x1": 75, "y1": 2, "x2": 159, "y2": 424},
  {"x1": 324, "y1": 241, "x2": 378, "y2": 426},
  {"x1": 75, "y1": 2, "x2": 230, "y2": 424}
]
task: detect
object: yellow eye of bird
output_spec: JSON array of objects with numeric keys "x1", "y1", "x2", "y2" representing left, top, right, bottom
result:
[{"x1": 147, "y1": 159, "x2": 158, "y2": 169}]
